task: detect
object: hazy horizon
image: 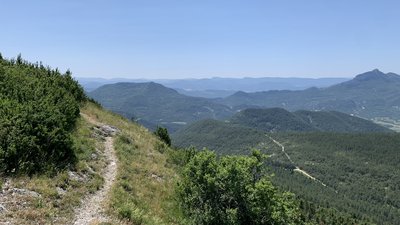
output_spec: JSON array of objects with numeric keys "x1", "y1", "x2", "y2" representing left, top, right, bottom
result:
[
  {"x1": 74, "y1": 68, "x2": 391, "y2": 80},
  {"x1": 75, "y1": 74, "x2": 353, "y2": 80},
  {"x1": 2, "y1": 1, "x2": 399, "y2": 79}
]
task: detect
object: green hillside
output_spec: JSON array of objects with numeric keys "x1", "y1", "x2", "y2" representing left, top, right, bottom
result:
[
  {"x1": 221, "y1": 70, "x2": 400, "y2": 120},
  {"x1": 293, "y1": 110, "x2": 391, "y2": 132},
  {"x1": 89, "y1": 82, "x2": 233, "y2": 132},
  {"x1": 230, "y1": 108, "x2": 315, "y2": 132},
  {"x1": 229, "y1": 108, "x2": 391, "y2": 133}
]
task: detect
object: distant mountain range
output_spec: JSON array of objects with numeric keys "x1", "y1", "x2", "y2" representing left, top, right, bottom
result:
[
  {"x1": 78, "y1": 76, "x2": 349, "y2": 97},
  {"x1": 88, "y1": 69, "x2": 400, "y2": 131},
  {"x1": 220, "y1": 69, "x2": 400, "y2": 120}
]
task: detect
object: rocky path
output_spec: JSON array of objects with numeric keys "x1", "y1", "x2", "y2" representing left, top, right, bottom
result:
[{"x1": 73, "y1": 114, "x2": 119, "y2": 225}]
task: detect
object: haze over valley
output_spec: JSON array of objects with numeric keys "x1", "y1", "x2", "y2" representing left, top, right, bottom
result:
[
  {"x1": 88, "y1": 69, "x2": 400, "y2": 132},
  {"x1": 2, "y1": 1, "x2": 400, "y2": 224}
]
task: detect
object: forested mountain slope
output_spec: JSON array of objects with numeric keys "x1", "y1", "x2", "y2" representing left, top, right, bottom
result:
[
  {"x1": 269, "y1": 133, "x2": 400, "y2": 225},
  {"x1": 173, "y1": 119, "x2": 400, "y2": 224},
  {"x1": 230, "y1": 108, "x2": 391, "y2": 133},
  {"x1": 172, "y1": 119, "x2": 267, "y2": 155}
]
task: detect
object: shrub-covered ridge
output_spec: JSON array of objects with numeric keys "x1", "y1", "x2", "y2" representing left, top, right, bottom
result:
[{"x1": 0, "y1": 54, "x2": 85, "y2": 174}]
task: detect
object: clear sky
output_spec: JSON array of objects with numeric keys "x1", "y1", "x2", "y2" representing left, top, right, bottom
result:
[{"x1": 1, "y1": 0, "x2": 399, "y2": 78}]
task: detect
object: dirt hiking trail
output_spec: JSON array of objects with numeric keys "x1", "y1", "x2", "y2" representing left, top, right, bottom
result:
[{"x1": 74, "y1": 113, "x2": 119, "y2": 225}]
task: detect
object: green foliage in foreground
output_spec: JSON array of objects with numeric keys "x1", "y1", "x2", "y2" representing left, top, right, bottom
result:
[
  {"x1": 177, "y1": 149, "x2": 301, "y2": 225},
  {"x1": 0, "y1": 54, "x2": 85, "y2": 174}
]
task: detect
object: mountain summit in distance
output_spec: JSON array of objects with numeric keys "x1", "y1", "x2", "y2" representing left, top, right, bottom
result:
[
  {"x1": 77, "y1": 76, "x2": 349, "y2": 95},
  {"x1": 221, "y1": 69, "x2": 400, "y2": 120},
  {"x1": 353, "y1": 69, "x2": 400, "y2": 81},
  {"x1": 334, "y1": 69, "x2": 400, "y2": 88}
]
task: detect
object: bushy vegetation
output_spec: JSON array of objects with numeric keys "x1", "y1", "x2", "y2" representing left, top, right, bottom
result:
[
  {"x1": 0, "y1": 54, "x2": 85, "y2": 174},
  {"x1": 154, "y1": 126, "x2": 171, "y2": 146},
  {"x1": 0, "y1": 114, "x2": 106, "y2": 224},
  {"x1": 177, "y1": 149, "x2": 301, "y2": 225}
]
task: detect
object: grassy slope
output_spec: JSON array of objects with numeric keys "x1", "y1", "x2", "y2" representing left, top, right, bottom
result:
[
  {"x1": 81, "y1": 102, "x2": 184, "y2": 225},
  {"x1": 0, "y1": 102, "x2": 183, "y2": 225}
]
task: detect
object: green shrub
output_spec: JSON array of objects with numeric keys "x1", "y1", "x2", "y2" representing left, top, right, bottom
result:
[
  {"x1": 119, "y1": 134, "x2": 133, "y2": 145},
  {"x1": 0, "y1": 54, "x2": 85, "y2": 174},
  {"x1": 154, "y1": 126, "x2": 171, "y2": 146},
  {"x1": 177, "y1": 149, "x2": 301, "y2": 225}
]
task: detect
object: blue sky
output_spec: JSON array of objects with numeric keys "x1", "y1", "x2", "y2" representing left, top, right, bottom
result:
[{"x1": 1, "y1": 0, "x2": 399, "y2": 78}]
